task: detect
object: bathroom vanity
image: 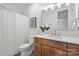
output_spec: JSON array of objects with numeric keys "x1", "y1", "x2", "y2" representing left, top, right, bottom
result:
[{"x1": 33, "y1": 35, "x2": 79, "y2": 56}]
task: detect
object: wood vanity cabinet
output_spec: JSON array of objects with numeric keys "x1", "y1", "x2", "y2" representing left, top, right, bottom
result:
[{"x1": 34, "y1": 37, "x2": 79, "y2": 56}]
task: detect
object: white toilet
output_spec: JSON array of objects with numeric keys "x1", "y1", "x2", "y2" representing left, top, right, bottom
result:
[{"x1": 19, "y1": 35, "x2": 34, "y2": 56}]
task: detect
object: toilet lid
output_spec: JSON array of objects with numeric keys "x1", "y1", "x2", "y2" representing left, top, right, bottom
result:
[{"x1": 19, "y1": 43, "x2": 32, "y2": 48}]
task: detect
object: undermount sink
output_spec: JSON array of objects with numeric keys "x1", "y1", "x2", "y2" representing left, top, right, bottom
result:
[{"x1": 48, "y1": 34, "x2": 64, "y2": 39}]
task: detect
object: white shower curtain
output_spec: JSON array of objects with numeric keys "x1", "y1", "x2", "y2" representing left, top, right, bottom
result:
[{"x1": 0, "y1": 7, "x2": 29, "y2": 56}]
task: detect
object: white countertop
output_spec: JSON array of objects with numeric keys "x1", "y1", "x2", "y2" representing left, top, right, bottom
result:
[{"x1": 34, "y1": 35, "x2": 79, "y2": 45}]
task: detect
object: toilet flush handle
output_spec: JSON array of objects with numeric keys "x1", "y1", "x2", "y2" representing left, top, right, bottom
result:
[{"x1": 26, "y1": 39, "x2": 29, "y2": 43}]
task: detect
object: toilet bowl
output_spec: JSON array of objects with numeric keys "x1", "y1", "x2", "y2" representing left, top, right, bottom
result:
[
  {"x1": 19, "y1": 43, "x2": 32, "y2": 51},
  {"x1": 19, "y1": 43, "x2": 33, "y2": 56}
]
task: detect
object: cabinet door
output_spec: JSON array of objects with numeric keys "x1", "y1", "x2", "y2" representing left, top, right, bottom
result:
[
  {"x1": 51, "y1": 48, "x2": 55, "y2": 56},
  {"x1": 55, "y1": 49, "x2": 66, "y2": 56},
  {"x1": 34, "y1": 37, "x2": 42, "y2": 44},
  {"x1": 51, "y1": 48, "x2": 66, "y2": 56},
  {"x1": 42, "y1": 39, "x2": 66, "y2": 50},
  {"x1": 42, "y1": 45, "x2": 51, "y2": 56},
  {"x1": 33, "y1": 52, "x2": 41, "y2": 56},
  {"x1": 34, "y1": 43, "x2": 42, "y2": 56},
  {"x1": 67, "y1": 44, "x2": 79, "y2": 56}
]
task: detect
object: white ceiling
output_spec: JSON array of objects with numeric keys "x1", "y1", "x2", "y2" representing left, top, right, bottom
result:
[
  {"x1": 0, "y1": 3, "x2": 33, "y2": 16},
  {"x1": 0, "y1": 3, "x2": 33, "y2": 6},
  {"x1": 0, "y1": 3, "x2": 57, "y2": 16}
]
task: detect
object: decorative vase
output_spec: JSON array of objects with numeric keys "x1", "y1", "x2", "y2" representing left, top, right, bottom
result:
[{"x1": 41, "y1": 32, "x2": 46, "y2": 35}]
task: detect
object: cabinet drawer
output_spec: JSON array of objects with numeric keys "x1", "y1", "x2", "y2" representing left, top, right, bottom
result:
[
  {"x1": 42, "y1": 39, "x2": 66, "y2": 50},
  {"x1": 34, "y1": 37, "x2": 42, "y2": 44}
]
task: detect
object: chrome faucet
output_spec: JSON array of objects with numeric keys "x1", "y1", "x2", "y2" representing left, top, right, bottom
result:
[{"x1": 51, "y1": 30, "x2": 57, "y2": 36}]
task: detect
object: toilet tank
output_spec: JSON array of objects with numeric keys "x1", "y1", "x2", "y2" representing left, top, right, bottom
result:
[
  {"x1": 27, "y1": 35, "x2": 34, "y2": 43},
  {"x1": 28, "y1": 35, "x2": 34, "y2": 55}
]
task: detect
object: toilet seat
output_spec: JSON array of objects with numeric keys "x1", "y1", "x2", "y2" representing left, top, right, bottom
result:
[{"x1": 19, "y1": 43, "x2": 32, "y2": 49}]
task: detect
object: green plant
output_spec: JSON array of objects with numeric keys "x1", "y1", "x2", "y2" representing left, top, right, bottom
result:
[
  {"x1": 40, "y1": 24, "x2": 50, "y2": 32},
  {"x1": 40, "y1": 26, "x2": 45, "y2": 32}
]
